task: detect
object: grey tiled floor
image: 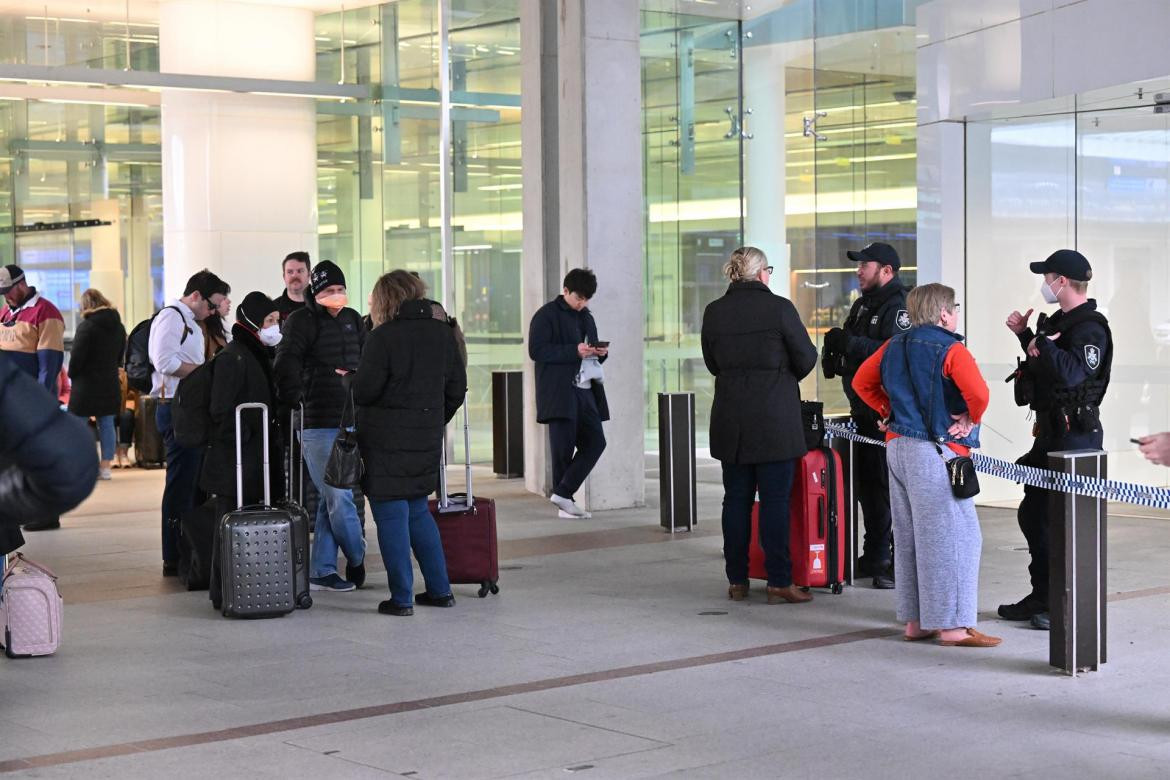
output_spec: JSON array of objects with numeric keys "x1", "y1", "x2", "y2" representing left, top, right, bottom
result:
[{"x1": 3, "y1": 466, "x2": 1170, "y2": 778}]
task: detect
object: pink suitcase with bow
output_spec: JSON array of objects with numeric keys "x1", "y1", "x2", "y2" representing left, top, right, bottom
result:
[{"x1": 1, "y1": 553, "x2": 63, "y2": 657}]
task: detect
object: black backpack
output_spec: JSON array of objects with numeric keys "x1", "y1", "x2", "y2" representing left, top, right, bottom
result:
[
  {"x1": 172, "y1": 355, "x2": 217, "y2": 449},
  {"x1": 125, "y1": 306, "x2": 190, "y2": 394}
]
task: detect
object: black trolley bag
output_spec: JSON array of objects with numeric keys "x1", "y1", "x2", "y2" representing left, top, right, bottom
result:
[
  {"x1": 275, "y1": 405, "x2": 312, "y2": 610},
  {"x1": 217, "y1": 402, "x2": 301, "y2": 618}
]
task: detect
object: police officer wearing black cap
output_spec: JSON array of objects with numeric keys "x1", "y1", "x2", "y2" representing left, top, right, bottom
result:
[
  {"x1": 822, "y1": 241, "x2": 911, "y2": 589},
  {"x1": 1000, "y1": 249, "x2": 1112, "y2": 630}
]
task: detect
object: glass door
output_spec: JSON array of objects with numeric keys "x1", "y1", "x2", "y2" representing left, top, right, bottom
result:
[{"x1": 641, "y1": 10, "x2": 743, "y2": 449}]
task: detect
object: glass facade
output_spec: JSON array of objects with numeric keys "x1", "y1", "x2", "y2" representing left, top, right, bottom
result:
[
  {"x1": 966, "y1": 80, "x2": 1170, "y2": 492},
  {"x1": 315, "y1": 2, "x2": 523, "y2": 461}
]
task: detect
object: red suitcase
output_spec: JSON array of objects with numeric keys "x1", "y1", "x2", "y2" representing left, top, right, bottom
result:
[
  {"x1": 748, "y1": 447, "x2": 845, "y2": 593},
  {"x1": 428, "y1": 405, "x2": 500, "y2": 598}
]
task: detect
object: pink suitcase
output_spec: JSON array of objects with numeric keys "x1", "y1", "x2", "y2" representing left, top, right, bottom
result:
[{"x1": 1, "y1": 553, "x2": 63, "y2": 657}]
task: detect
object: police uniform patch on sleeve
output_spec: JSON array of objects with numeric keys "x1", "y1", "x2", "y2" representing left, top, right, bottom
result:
[
  {"x1": 896, "y1": 310, "x2": 911, "y2": 330},
  {"x1": 1084, "y1": 344, "x2": 1101, "y2": 371}
]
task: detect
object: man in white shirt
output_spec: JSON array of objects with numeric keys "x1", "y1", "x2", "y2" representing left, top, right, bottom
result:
[{"x1": 149, "y1": 269, "x2": 229, "y2": 576}]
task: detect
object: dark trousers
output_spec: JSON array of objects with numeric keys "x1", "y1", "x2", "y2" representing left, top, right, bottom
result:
[
  {"x1": 548, "y1": 387, "x2": 607, "y2": 500},
  {"x1": 117, "y1": 409, "x2": 136, "y2": 446},
  {"x1": 1017, "y1": 429, "x2": 1103, "y2": 605},
  {"x1": 854, "y1": 432, "x2": 893, "y2": 566},
  {"x1": 721, "y1": 459, "x2": 797, "y2": 587},
  {"x1": 156, "y1": 402, "x2": 204, "y2": 563}
]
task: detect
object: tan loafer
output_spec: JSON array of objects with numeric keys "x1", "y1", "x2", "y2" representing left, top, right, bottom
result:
[
  {"x1": 939, "y1": 628, "x2": 1002, "y2": 647},
  {"x1": 766, "y1": 585, "x2": 813, "y2": 604},
  {"x1": 903, "y1": 630, "x2": 940, "y2": 642},
  {"x1": 728, "y1": 583, "x2": 749, "y2": 601}
]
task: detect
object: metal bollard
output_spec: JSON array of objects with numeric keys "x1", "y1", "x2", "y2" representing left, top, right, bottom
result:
[
  {"x1": 491, "y1": 370, "x2": 524, "y2": 478},
  {"x1": 1047, "y1": 449, "x2": 1108, "y2": 676},
  {"x1": 826, "y1": 415, "x2": 857, "y2": 585},
  {"x1": 658, "y1": 392, "x2": 696, "y2": 533}
]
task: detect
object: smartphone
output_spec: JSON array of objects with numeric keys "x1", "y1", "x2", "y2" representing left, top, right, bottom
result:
[
  {"x1": 1131, "y1": 437, "x2": 1144, "y2": 445},
  {"x1": 593, "y1": 341, "x2": 610, "y2": 349}
]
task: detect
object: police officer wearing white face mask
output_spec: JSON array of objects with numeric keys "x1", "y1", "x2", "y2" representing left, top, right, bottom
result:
[{"x1": 1002, "y1": 249, "x2": 1112, "y2": 630}]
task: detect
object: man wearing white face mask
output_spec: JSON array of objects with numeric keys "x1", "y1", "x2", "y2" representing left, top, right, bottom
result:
[
  {"x1": 275, "y1": 261, "x2": 367, "y2": 592},
  {"x1": 1002, "y1": 249, "x2": 1112, "y2": 631}
]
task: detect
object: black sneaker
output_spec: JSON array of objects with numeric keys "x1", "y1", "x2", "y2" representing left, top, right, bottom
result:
[
  {"x1": 310, "y1": 573, "x2": 356, "y2": 592},
  {"x1": 345, "y1": 561, "x2": 366, "y2": 589},
  {"x1": 1029, "y1": 612, "x2": 1051, "y2": 631},
  {"x1": 415, "y1": 592, "x2": 455, "y2": 608},
  {"x1": 997, "y1": 595, "x2": 1046, "y2": 621},
  {"x1": 872, "y1": 573, "x2": 895, "y2": 590},
  {"x1": 162, "y1": 561, "x2": 179, "y2": 577},
  {"x1": 378, "y1": 600, "x2": 414, "y2": 616},
  {"x1": 23, "y1": 517, "x2": 61, "y2": 532}
]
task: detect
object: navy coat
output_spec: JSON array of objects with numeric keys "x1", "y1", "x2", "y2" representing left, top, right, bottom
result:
[{"x1": 527, "y1": 297, "x2": 609, "y2": 424}]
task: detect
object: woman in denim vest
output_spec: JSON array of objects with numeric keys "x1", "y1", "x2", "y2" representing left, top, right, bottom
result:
[{"x1": 852, "y1": 284, "x2": 1000, "y2": 648}]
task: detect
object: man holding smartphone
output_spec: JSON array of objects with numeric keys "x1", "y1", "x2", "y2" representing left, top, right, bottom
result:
[{"x1": 528, "y1": 268, "x2": 609, "y2": 519}]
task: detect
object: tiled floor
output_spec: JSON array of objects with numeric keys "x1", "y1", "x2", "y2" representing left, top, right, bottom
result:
[{"x1": 3, "y1": 466, "x2": 1170, "y2": 778}]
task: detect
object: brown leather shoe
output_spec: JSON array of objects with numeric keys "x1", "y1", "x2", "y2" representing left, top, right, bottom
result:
[
  {"x1": 766, "y1": 585, "x2": 813, "y2": 604},
  {"x1": 728, "y1": 583, "x2": 749, "y2": 601},
  {"x1": 903, "y1": 630, "x2": 940, "y2": 642},
  {"x1": 939, "y1": 628, "x2": 1002, "y2": 647}
]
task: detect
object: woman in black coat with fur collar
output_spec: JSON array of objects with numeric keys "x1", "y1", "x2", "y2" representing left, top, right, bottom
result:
[
  {"x1": 68, "y1": 289, "x2": 126, "y2": 479},
  {"x1": 353, "y1": 270, "x2": 467, "y2": 617},
  {"x1": 701, "y1": 246, "x2": 817, "y2": 606}
]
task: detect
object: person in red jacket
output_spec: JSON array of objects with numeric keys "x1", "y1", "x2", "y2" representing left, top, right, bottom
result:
[{"x1": 852, "y1": 283, "x2": 1000, "y2": 648}]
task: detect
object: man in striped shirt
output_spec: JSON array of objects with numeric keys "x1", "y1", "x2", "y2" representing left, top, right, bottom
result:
[{"x1": 0, "y1": 265, "x2": 64, "y2": 396}]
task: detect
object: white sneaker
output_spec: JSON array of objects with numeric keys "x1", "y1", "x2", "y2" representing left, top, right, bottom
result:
[
  {"x1": 551, "y1": 494, "x2": 591, "y2": 519},
  {"x1": 98, "y1": 468, "x2": 113, "y2": 481}
]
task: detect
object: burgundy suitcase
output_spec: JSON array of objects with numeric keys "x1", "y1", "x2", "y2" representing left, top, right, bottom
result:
[
  {"x1": 748, "y1": 446, "x2": 845, "y2": 593},
  {"x1": 428, "y1": 405, "x2": 500, "y2": 598}
]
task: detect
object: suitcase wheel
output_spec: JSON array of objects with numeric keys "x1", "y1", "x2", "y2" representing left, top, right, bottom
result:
[
  {"x1": 211, "y1": 599, "x2": 222, "y2": 612},
  {"x1": 831, "y1": 583, "x2": 843, "y2": 595},
  {"x1": 477, "y1": 583, "x2": 489, "y2": 598},
  {"x1": 297, "y1": 594, "x2": 314, "y2": 610},
  {"x1": 489, "y1": 582, "x2": 499, "y2": 595}
]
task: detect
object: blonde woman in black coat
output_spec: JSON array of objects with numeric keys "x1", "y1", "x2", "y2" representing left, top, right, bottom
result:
[
  {"x1": 701, "y1": 247, "x2": 818, "y2": 604},
  {"x1": 68, "y1": 289, "x2": 127, "y2": 480}
]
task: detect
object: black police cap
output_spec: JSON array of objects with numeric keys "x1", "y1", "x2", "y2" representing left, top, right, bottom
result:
[
  {"x1": 846, "y1": 242, "x2": 901, "y2": 271},
  {"x1": 1029, "y1": 249, "x2": 1092, "y2": 281}
]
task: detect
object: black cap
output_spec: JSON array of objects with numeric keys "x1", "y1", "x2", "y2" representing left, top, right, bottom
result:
[
  {"x1": 310, "y1": 260, "x2": 346, "y2": 296},
  {"x1": 1029, "y1": 249, "x2": 1092, "y2": 282},
  {"x1": 0, "y1": 264, "x2": 25, "y2": 294},
  {"x1": 846, "y1": 242, "x2": 901, "y2": 271}
]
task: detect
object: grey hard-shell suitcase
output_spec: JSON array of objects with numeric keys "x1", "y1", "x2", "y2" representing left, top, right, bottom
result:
[
  {"x1": 277, "y1": 405, "x2": 312, "y2": 610},
  {"x1": 218, "y1": 403, "x2": 298, "y2": 619}
]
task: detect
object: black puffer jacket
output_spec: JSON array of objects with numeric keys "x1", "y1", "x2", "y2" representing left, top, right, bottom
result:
[
  {"x1": 0, "y1": 352, "x2": 99, "y2": 553},
  {"x1": 701, "y1": 281, "x2": 818, "y2": 464},
  {"x1": 352, "y1": 299, "x2": 466, "y2": 501},
  {"x1": 67, "y1": 307, "x2": 126, "y2": 417},
  {"x1": 274, "y1": 298, "x2": 365, "y2": 429},
  {"x1": 200, "y1": 324, "x2": 282, "y2": 505}
]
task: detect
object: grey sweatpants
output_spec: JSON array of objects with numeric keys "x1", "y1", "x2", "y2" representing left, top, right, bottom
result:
[{"x1": 886, "y1": 437, "x2": 982, "y2": 630}]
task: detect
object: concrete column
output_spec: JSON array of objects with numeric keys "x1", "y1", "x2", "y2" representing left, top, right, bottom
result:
[
  {"x1": 743, "y1": 41, "x2": 789, "y2": 297},
  {"x1": 556, "y1": 0, "x2": 645, "y2": 511},
  {"x1": 520, "y1": 0, "x2": 560, "y2": 498},
  {"x1": 159, "y1": 0, "x2": 318, "y2": 301}
]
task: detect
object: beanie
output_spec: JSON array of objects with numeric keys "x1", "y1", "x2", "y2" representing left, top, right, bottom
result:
[
  {"x1": 237, "y1": 291, "x2": 278, "y2": 331},
  {"x1": 310, "y1": 260, "x2": 346, "y2": 296}
]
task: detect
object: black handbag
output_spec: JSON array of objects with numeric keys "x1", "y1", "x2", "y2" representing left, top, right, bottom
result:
[
  {"x1": 800, "y1": 400, "x2": 825, "y2": 451},
  {"x1": 324, "y1": 391, "x2": 364, "y2": 489},
  {"x1": 900, "y1": 337, "x2": 980, "y2": 499}
]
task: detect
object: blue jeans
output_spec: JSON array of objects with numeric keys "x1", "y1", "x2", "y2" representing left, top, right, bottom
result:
[
  {"x1": 721, "y1": 459, "x2": 797, "y2": 587},
  {"x1": 96, "y1": 414, "x2": 116, "y2": 462},
  {"x1": 156, "y1": 402, "x2": 203, "y2": 563},
  {"x1": 371, "y1": 496, "x2": 451, "y2": 606},
  {"x1": 301, "y1": 427, "x2": 364, "y2": 578}
]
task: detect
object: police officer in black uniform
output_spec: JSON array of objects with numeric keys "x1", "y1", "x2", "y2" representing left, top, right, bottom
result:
[
  {"x1": 822, "y1": 242, "x2": 911, "y2": 589},
  {"x1": 1000, "y1": 249, "x2": 1111, "y2": 630}
]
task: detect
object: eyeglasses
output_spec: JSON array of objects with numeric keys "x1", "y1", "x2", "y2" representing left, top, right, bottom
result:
[
  {"x1": 764, "y1": 266, "x2": 774, "y2": 275},
  {"x1": 952, "y1": 303, "x2": 962, "y2": 312}
]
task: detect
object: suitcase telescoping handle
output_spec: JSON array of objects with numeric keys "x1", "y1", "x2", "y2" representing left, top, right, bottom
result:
[
  {"x1": 287, "y1": 403, "x2": 304, "y2": 505},
  {"x1": 437, "y1": 398, "x2": 472, "y2": 511},
  {"x1": 235, "y1": 402, "x2": 271, "y2": 510}
]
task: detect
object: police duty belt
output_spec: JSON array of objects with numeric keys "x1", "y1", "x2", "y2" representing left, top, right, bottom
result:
[{"x1": 825, "y1": 422, "x2": 1170, "y2": 509}]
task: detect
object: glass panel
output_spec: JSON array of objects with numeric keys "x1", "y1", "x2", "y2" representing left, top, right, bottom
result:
[{"x1": 641, "y1": 10, "x2": 743, "y2": 451}]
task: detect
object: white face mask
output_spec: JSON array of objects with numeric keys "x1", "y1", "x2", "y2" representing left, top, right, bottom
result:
[
  {"x1": 1041, "y1": 279, "x2": 1062, "y2": 304},
  {"x1": 258, "y1": 324, "x2": 282, "y2": 347}
]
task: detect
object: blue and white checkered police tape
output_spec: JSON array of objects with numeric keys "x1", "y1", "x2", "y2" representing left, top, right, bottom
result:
[{"x1": 824, "y1": 422, "x2": 1170, "y2": 510}]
